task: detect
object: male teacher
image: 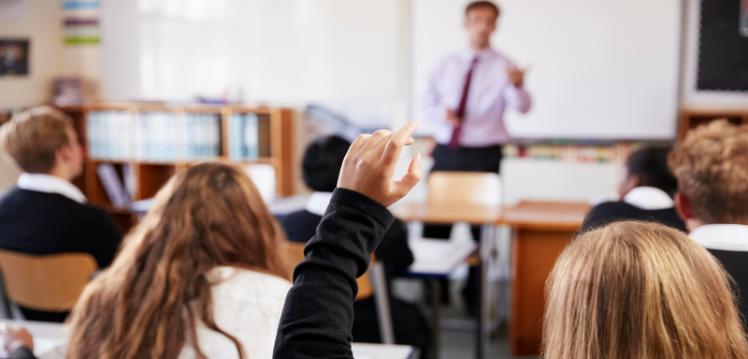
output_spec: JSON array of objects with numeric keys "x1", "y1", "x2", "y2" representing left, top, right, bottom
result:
[
  {"x1": 423, "y1": 0, "x2": 531, "y2": 176},
  {"x1": 422, "y1": 0, "x2": 532, "y2": 311}
]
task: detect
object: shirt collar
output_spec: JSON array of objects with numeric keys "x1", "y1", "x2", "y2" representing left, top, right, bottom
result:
[
  {"x1": 17, "y1": 173, "x2": 87, "y2": 203},
  {"x1": 622, "y1": 186, "x2": 674, "y2": 210},
  {"x1": 461, "y1": 47, "x2": 496, "y2": 61},
  {"x1": 690, "y1": 224, "x2": 748, "y2": 252},
  {"x1": 305, "y1": 192, "x2": 333, "y2": 216}
]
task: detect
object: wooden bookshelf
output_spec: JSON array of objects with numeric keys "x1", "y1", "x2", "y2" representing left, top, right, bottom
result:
[
  {"x1": 678, "y1": 108, "x2": 748, "y2": 140},
  {"x1": 59, "y1": 104, "x2": 296, "y2": 231}
]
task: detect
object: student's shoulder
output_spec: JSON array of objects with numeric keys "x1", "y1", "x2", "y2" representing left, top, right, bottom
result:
[
  {"x1": 73, "y1": 201, "x2": 112, "y2": 219},
  {"x1": 279, "y1": 210, "x2": 321, "y2": 242},
  {"x1": 281, "y1": 209, "x2": 319, "y2": 223},
  {"x1": 589, "y1": 200, "x2": 637, "y2": 213},
  {"x1": 582, "y1": 201, "x2": 638, "y2": 231},
  {"x1": 0, "y1": 187, "x2": 21, "y2": 206},
  {"x1": 209, "y1": 267, "x2": 292, "y2": 303},
  {"x1": 0, "y1": 188, "x2": 84, "y2": 213}
]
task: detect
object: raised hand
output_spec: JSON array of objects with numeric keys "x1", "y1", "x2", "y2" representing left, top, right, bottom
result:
[{"x1": 337, "y1": 123, "x2": 422, "y2": 207}]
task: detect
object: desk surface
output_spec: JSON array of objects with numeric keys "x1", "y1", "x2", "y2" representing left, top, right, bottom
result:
[
  {"x1": 394, "y1": 200, "x2": 589, "y2": 230},
  {"x1": 9, "y1": 320, "x2": 414, "y2": 359},
  {"x1": 499, "y1": 200, "x2": 589, "y2": 231}
]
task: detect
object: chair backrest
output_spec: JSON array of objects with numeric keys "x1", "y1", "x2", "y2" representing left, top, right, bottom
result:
[
  {"x1": 284, "y1": 242, "x2": 374, "y2": 300},
  {"x1": 0, "y1": 251, "x2": 97, "y2": 312},
  {"x1": 428, "y1": 171, "x2": 502, "y2": 207}
]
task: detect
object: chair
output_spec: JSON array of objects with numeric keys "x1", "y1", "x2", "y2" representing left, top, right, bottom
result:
[
  {"x1": 284, "y1": 242, "x2": 394, "y2": 343},
  {"x1": 412, "y1": 172, "x2": 503, "y2": 357},
  {"x1": 0, "y1": 251, "x2": 97, "y2": 314},
  {"x1": 428, "y1": 171, "x2": 502, "y2": 208}
]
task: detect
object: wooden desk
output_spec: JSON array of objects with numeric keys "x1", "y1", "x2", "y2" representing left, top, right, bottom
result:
[{"x1": 500, "y1": 201, "x2": 589, "y2": 356}]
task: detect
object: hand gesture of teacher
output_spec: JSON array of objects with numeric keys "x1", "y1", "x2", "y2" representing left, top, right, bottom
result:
[{"x1": 506, "y1": 66, "x2": 528, "y2": 88}]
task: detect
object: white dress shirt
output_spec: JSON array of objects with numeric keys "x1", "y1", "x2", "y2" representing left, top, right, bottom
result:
[
  {"x1": 422, "y1": 48, "x2": 532, "y2": 146},
  {"x1": 16, "y1": 173, "x2": 86, "y2": 203},
  {"x1": 179, "y1": 266, "x2": 292, "y2": 359},
  {"x1": 622, "y1": 186, "x2": 674, "y2": 210},
  {"x1": 305, "y1": 192, "x2": 334, "y2": 216},
  {"x1": 690, "y1": 224, "x2": 748, "y2": 252}
]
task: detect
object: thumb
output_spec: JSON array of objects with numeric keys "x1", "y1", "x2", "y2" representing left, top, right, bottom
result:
[{"x1": 393, "y1": 154, "x2": 422, "y2": 199}]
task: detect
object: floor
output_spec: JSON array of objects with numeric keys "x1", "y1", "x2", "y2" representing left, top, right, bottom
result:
[
  {"x1": 439, "y1": 325, "x2": 539, "y2": 359},
  {"x1": 433, "y1": 305, "x2": 539, "y2": 359}
]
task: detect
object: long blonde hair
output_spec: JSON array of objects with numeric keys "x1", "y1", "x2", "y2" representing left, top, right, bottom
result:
[
  {"x1": 543, "y1": 221, "x2": 748, "y2": 359},
  {"x1": 66, "y1": 163, "x2": 290, "y2": 359}
]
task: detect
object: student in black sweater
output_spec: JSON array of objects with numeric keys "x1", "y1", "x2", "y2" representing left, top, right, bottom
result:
[
  {"x1": 279, "y1": 135, "x2": 430, "y2": 357},
  {"x1": 274, "y1": 123, "x2": 423, "y2": 358},
  {"x1": 582, "y1": 145, "x2": 686, "y2": 232},
  {"x1": 669, "y1": 120, "x2": 748, "y2": 330},
  {"x1": 280, "y1": 135, "x2": 414, "y2": 277},
  {"x1": 0, "y1": 107, "x2": 121, "y2": 322}
]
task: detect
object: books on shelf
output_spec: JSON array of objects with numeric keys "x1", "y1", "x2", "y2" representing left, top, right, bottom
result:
[
  {"x1": 96, "y1": 164, "x2": 133, "y2": 208},
  {"x1": 87, "y1": 111, "x2": 222, "y2": 161},
  {"x1": 502, "y1": 143, "x2": 640, "y2": 163},
  {"x1": 228, "y1": 113, "x2": 271, "y2": 161}
]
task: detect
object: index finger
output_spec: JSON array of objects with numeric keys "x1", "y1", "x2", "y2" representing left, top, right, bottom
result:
[{"x1": 381, "y1": 122, "x2": 419, "y2": 171}]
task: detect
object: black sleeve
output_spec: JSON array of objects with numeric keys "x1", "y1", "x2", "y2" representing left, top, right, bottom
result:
[
  {"x1": 273, "y1": 189, "x2": 394, "y2": 359},
  {"x1": 7, "y1": 346, "x2": 36, "y2": 359},
  {"x1": 82, "y1": 208, "x2": 122, "y2": 268},
  {"x1": 376, "y1": 219, "x2": 414, "y2": 277}
]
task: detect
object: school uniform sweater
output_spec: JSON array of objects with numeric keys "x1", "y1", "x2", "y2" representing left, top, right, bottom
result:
[
  {"x1": 582, "y1": 186, "x2": 686, "y2": 232},
  {"x1": 691, "y1": 224, "x2": 748, "y2": 330},
  {"x1": 273, "y1": 189, "x2": 394, "y2": 359}
]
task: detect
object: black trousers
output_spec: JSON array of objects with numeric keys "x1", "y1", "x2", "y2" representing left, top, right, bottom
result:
[{"x1": 424, "y1": 144, "x2": 502, "y2": 313}]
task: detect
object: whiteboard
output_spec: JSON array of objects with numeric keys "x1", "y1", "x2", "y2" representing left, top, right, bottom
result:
[
  {"x1": 411, "y1": 0, "x2": 681, "y2": 140},
  {"x1": 101, "y1": 0, "x2": 405, "y2": 127}
]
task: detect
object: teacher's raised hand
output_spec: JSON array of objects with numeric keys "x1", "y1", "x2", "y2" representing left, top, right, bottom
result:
[
  {"x1": 506, "y1": 66, "x2": 528, "y2": 88},
  {"x1": 337, "y1": 123, "x2": 422, "y2": 207}
]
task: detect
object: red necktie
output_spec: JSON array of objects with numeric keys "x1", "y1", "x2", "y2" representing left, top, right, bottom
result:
[{"x1": 449, "y1": 56, "x2": 479, "y2": 147}]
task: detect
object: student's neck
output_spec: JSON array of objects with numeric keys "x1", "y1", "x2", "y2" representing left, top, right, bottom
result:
[{"x1": 47, "y1": 167, "x2": 74, "y2": 183}]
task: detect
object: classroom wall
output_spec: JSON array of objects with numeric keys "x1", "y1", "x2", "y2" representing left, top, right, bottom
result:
[{"x1": 0, "y1": 0, "x2": 64, "y2": 108}]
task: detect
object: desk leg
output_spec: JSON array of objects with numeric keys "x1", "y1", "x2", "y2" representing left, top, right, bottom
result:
[
  {"x1": 476, "y1": 225, "x2": 495, "y2": 359},
  {"x1": 430, "y1": 279, "x2": 441, "y2": 359},
  {"x1": 509, "y1": 228, "x2": 573, "y2": 356}
]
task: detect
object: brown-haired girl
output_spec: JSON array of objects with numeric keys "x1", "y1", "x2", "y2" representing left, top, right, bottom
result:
[{"x1": 67, "y1": 163, "x2": 290, "y2": 359}]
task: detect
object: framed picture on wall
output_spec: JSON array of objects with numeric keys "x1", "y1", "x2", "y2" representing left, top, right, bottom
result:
[{"x1": 0, "y1": 38, "x2": 30, "y2": 77}]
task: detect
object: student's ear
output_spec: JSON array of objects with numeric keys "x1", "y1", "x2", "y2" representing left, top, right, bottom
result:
[
  {"x1": 56, "y1": 144, "x2": 73, "y2": 164},
  {"x1": 618, "y1": 175, "x2": 639, "y2": 198},
  {"x1": 55, "y1": 143, "x2": 81, "y2": 173},
  {"x1": 674, "y1": 193, "x2": 691, "y2": 219},
  {"x1": 629, "y1": 175, "x2": 641, "y2": 188}
]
